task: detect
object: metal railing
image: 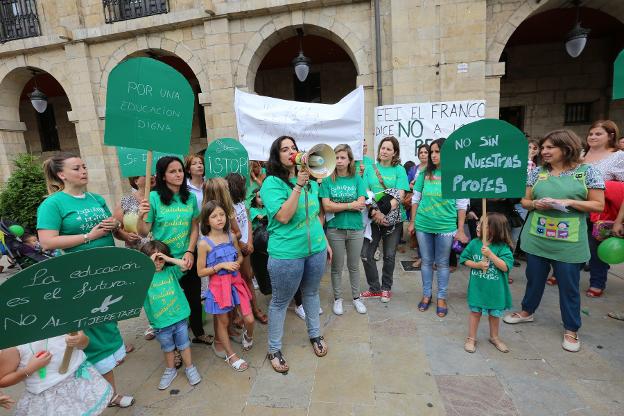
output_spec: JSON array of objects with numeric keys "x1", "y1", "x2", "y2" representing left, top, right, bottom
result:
[
  {"x1": 103, "y1": 0, "x2": 169, "y2": 24},
  {"x1": 0, "y1": 0, "x2": 40, "y2": 43}
]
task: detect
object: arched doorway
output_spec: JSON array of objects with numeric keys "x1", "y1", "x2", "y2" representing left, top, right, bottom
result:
[
  {"x1": 19, "y1": 70, "x2": 78, "y2": 157},
  {"x1": 254, "y1": 32, "x2": 357, "y2": 104},
  {"x1": 125, "y1": 49, "x2": 207, "y2": 153},
  {"x1": 498, "y1": 6, "x2": 624, "y2": 138}
]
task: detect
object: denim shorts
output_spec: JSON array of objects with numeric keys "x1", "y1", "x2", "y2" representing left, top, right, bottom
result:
[
  {"x1": 92, "y1": 343, "x2": 126, "y2": 375},
  {"x1": 155, "y1": 319, "x2": 191, "y2": 353}
]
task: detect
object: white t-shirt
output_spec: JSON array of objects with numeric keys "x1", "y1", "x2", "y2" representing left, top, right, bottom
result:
[
  {"x1": 234, "y1": 202, "x2": 249, "y2": 244},
  {"x1": 17, "y1": 335, "x2": 85, "y2": 394},
  {"x1": 186, "y1": 179, "x2": 204, "y2": 211}
]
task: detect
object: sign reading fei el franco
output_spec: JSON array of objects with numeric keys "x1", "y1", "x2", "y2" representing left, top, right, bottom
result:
[
  {"x1": 441, "y1": 119, "x2": 528, "y2": 199},
  {"x1": 0, "y1": 247, "x2": 154, "y2": 349},
  {"x1": 116, "y1": 147, "x2": 184, "y2": 177},
  {"x1": 204, "y1": 138, "x2": 250, "y2": 181},
  {"x1": 104, "y1": 57, "x2": 194, "y2": 154}
]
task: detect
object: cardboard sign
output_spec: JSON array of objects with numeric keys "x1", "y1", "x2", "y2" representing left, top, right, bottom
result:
[
  {"x1": 441, "y1": 119, "x2": 528, "y2": 199},
  {"x1": 104, "y1": 57, "x2": 194, "y2": 154},
  {"x1": 204, "y1": 138, "x2": 249, "y2": 181},
  {"x1": 374, "y1": 100, "x2": 486, "y2": 163},
  {"x1": 0, "y1": 247, "x2": 154, "y2": 349},
  {"x1": 614, "y1": 49, "x2": 624, "y2": 100},
  {"x1": 235, "y1": 87, "x2": 364, "y2": 161},
  {"x1": 117, "y1": 147, "x2": 184, "y2": 177}
]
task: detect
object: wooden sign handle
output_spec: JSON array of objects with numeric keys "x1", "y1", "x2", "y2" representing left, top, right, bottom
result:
[
  {"x1": 142, "y1": 150, "x2": 153, "y2": 220},
  {"x1": 481, "y1": 198, "x2": 488, "y2": 245},
  {"x1": 58, "y1": 331, "x2": 78, "y2": 374}
]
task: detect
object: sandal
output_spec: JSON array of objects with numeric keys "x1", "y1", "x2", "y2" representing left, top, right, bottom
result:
[
  {"x1": 310, "y1": 336, "x2": 328, "y2": 357},
  {"x1": 418, "y1": 297, "x2": 431, "y2": 312},
  {"x1": 585, "y1": 288, "x2": 603, "y2": 298},
  {"x1": 254, "y1": 309, "x2": 268, "y2": 325},
  {"x1": 173, "y1": 349, "x2": 183, "y2": 369},
  {"x1": 192, "y1": 334, "x2": 214, "y2": 345},
  {"x1": 412, "y1": 259, "x2": 422, "y2": 269},
  {"x1": 225, "y1": 353, "x2": 248, "y2": 372},
  {"x1": 242, "y1": 330, "x2": 253, "y2": 352},
  {"x1": 124, "y1": 343, "x2": 135, "y2": 354},
  {"x1": 489, "y1": 337, "x2": 510, "y2": 353},
  {"x1": 267, "y1": 351, "x2": 289, "y2": 373},
  {"x1": 108, "y1": 394, "x2": 135, "y2": 408},
  {"x1": 464, "y1": 337, "x2": 477, "y2": 353},
  {"x1": 546, "y1": 276, "x2": 557, "y2": 286},
  {"x1": 436, "y1": 300, "x2": 448, "y2": 318},
  {"x1": 144, "y1": 327, "x2": 156, "y2": 341}
]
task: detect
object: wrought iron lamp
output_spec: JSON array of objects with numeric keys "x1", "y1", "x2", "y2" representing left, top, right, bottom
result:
[
  {"x1": 292, "y1": 28, "x2": 311, "y2": 82},
  {"x1": 565, "y1": 0, "x2": 590, "y2": 58}
]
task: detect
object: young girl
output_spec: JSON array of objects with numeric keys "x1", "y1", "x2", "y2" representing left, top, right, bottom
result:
[
  {"x1": 140, "y1": 241, "x2": 201, "y2": 390},
  {"x1": 250, "y1": 188, "x2": 267, "y2": 230},
  {"x1": 226, "y1": 173, "x2": 268, "y2": 324},
  {"x1": 0, "y1": 332, "x2": 113, "y2": 415},
  {"x1": 197, "y1": 201, "x2": 255, "y2": 372},
  {"x1": 459, "y1": 212, "x2": 514, "y2": 354}
]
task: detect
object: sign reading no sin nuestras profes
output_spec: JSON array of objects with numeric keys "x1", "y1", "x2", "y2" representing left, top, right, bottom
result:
[
  {"x1": 116, "y1": 147, "x2": 185, "y2": 177},
  {"x1": 204, "y1": 138, "x2": 250, "y2": 182},
  {"x1": 441, "y1": 119, "x2": 528, "y2": 199},
  {"x1": 104, "y1": 57, "x2": 194, "y2": 154},
  {"x1": 0, "y1": 247, "x2": 154, "y2": 349}
]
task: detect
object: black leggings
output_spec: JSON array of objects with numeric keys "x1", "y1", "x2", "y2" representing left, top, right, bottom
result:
[{"x1": 179, "y1": 260, "x2": 205, "y2": 338}]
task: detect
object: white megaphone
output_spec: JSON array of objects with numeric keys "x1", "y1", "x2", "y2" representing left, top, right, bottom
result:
[{"x1": 289, "y1": 144, "x2": 337, "y2": 179}]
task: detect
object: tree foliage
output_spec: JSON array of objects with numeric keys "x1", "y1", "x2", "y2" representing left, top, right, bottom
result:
[{"x1": 0, "y1": 154, "x2": 47, "y2": 231}]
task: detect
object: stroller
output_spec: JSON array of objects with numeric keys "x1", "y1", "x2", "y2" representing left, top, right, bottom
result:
[{"x1": 0, "y1": 219, "x2": 53, "y2": 271}]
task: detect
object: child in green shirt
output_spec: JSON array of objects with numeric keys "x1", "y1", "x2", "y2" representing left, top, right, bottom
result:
[{"x1": 459, "y1": 213, "x2": 514, "y2": 354}]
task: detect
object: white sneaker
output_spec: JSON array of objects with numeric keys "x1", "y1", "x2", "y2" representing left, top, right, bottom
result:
[
  {"x1": 333, "y1": 299, "x2": 344, "y2": 315},
  {"x1": 295, "y1": 305, "x2": 306, "y2": 320},
  {"x1": 352, "y1": 298, "x2": 367, "y2": 314}
]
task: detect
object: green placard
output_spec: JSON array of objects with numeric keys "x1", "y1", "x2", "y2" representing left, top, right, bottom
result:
[
  {"x1": 614, "y1": 49, "x2": 624, "y2": 100},
  {"x1": 104, "y1": 57, "x2": 194, "y2": 154},
  {"x1": 441, "y1": 119, "x2": 527, "y2": 199},
  {"x1": 0, "y1": 247, "x2": 154, "y2": 349},
  {"x1": 117, "y1": 147, "x2": 184, "y2": 177},
  {"x1": 204, "y1": 138, "x2": 250, "y2": 181}
]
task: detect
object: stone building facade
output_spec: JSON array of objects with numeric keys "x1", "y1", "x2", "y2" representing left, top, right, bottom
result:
[{"x1": 0, "y1": 0, "x2": 622, "y2": 205}]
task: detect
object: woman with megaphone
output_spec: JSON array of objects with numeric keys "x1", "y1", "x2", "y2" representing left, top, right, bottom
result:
[{"x1": 260, "y1": 136, "x2": 332, "y2": 373}]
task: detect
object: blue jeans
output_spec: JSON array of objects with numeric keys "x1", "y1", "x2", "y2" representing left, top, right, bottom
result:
[
  {"x1": 521, "y1": 253, "x2": 582, "y2": 331},
  {"x1": 267, "y1": 249, "x2": 327, "y2": 353},
  {"x1": 588, "y1": 231, "x2": 609, "y2": 290},
  {"x1": 155, "y1": 319, "x2": 191, "y2": 353},
  {"x1": 361, "y1": 225, "x2": 402, "y2": 291},
  {"x1": 416, "y1": 231, "x2": 454, "y2": 299}
]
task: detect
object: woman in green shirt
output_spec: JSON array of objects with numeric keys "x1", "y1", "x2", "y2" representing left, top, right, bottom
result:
[
  {"x1": 37, "y1": 152, "x2": 134, "y2": 408},
  {"x1": 137, "y1": 157, "x2": 210, "y2": 345},
  {"x1": 320, "y1": 144, "x2": 368, "y2": 316},
  {"x1": 260, "y1": 136, "x2": 331, "y2": 373},
  {"x1": 503, "y1": 130, "x2": 605, "y2": 352},
  {"x1": 360, "y1": 136, "x2": 409, "y2": 303}
]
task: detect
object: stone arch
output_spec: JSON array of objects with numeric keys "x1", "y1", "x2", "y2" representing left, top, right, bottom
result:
[
  {"x1": 235, "y1": 17, "x2": 371, "y2": 91},
  {"x1": 487, "y1": 0, "x2": 624, "y2": 64},
  {"x1": 97, "y1": 36, "x2": 207, "y2": 107},
  {"x1": 0, "y1": 57, "x2": 75, "y2": 123}
]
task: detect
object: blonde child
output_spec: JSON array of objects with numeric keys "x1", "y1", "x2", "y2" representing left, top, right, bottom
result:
[
  {"x1": 459, "y1": 212, "x2": 514, "y2": 353},
  {"x1": 197, "y1": 201, "x2": 255, "y2": 372},
  {"x1": 0, "y1": 332, "x2": 113, "y2": 415},
  {"x1": 140, "y1": 240, "x2": 201, "y2": 389}
]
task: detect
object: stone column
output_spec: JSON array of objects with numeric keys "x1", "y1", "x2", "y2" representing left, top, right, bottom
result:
[
  {"x1": 0, "y1": 122, "x2": 27, "y2": 183},
  {"x1": 485, "y1": 62, "x2": 506, "y2": 119}
]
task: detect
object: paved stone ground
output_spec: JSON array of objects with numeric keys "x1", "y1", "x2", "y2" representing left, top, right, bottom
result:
[{"x1": 2, "y1": 247, "x2": 624, "y2": 416}]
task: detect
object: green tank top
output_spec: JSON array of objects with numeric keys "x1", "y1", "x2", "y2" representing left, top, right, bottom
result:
[{"x1": 520, "y1": 165, "x2": 589, "y2": 263}]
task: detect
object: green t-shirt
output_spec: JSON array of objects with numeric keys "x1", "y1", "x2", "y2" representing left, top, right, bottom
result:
[
  {"x1": 355, "y1": 156, "x2": 375, "y2": 177},
  {"x1": 245, "y1": 168, "x2": 266, "y2": 209},
  {"x1": 319, "y1": 175, "x2": 367, "y2": 230},
  {"x1": 260, "y1": 176, "x2": 326, "y2": 259},
  {"x1": 36, "y1": 192, "x2": 115, "y2": 252},
  {"x1": 36, "y1": 191, "x2": 122, "y2": 364},
  {"x1": 459, "y1": 239, "x2": 513, "y2": 311},
  {"x1": 146, "y1": 191, "x2": 199, "y2": 259},
  {"x1": 249, "y1": 206, "x2": 267, "y2": 230},
  {"x1": 413, "y1": 169, "x2": 459, "y2": 234},
  {"x1": 363, "y1": 164, "x2": 410, "y2": 220},
  {"x1": 143, "y1": 265, "x2": 190, "y2": 329}
]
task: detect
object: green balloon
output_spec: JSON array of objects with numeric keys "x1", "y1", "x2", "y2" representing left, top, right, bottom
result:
[
  {"x1": 8, "y1": 224, "x2": 24, "y2": 238},
  {"x1": 597, "y1": 237, "x2": 624, "y2": 264}
]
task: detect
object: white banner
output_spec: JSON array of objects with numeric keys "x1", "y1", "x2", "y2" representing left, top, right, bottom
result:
[
  {"x1": 235, "y1": 87, "x2": 365, "y2": 161},
  {"x1": 374, "y1": 100, "x2": 486, "y2": 163}
]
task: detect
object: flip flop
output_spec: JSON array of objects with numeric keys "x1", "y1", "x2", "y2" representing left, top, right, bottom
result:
[
  {"x1": 417, "y1": 297, "x2": 430, "y2": 312},
  {"x1": 124, "y1": 343, "x2": 135, "y2": 354},
  {"x1": 108, "y1": 394, "x2": 135, "y2": 408},
  {"x1": 585, "y1": 288, "x2": 603, "y2": 298}
]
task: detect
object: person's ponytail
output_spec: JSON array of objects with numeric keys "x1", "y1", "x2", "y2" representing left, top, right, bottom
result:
[{"x1": 42, "y1": 152, "x2": 77, "y2": 194}]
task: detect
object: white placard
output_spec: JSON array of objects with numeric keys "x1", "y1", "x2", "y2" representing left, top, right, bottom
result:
[
  {"x1": 374, "y1": 100, "x2": 486, "y2": 163},
  {"x1": 235, "y1": 87, "x2": 365, "y2": 161}
]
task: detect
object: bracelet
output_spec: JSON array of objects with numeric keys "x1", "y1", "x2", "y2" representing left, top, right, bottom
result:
[
  {"x1": 296, "y1": 182, "x2": 305, "y2": 187},
  {"x1": 83, "y1": 234, "x2": 90, "y2": 244},
  {"x1": 23, "y1": 369, "x2": 31, "y2": 378},
  {"x1": 293, "y1": 187, "x2": 301, "y2": 193},
  {"x1": 347, "y1": 202, "x2": 351, "y2": 210},
  {"x1": 185, "y1": 250, "x2": 194, "y2": 256},
  {"x1": 531, "y1": 200, "x2": 536, "y2": 210}
]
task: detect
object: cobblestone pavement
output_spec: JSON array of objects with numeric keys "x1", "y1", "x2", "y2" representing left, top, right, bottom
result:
[{"x1": 2, "y1": 247, "x2": 624, "y2": 415}]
